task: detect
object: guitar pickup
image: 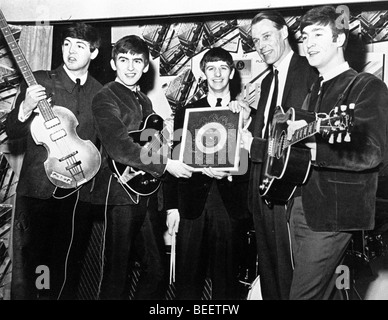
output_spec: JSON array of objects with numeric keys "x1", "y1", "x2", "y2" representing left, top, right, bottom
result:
[
  {"x1": 65, "y1": 161, "x2": 82, "y2": 171},
  {"x1": 59, "y1": 151, "x2": 79, "y2": 162},
  {"x1": 50, "y1": 129, "x2": 67, "y2": 142},
  {"x1": 44, "y1": 117, "x2": 60, "y2": 129}
]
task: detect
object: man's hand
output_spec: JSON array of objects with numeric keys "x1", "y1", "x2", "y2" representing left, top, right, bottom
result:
[
  {"x1": 287, "y1": 119, "x2": 316, "y2": 160},
  {"x1": 202, "y1": 167, "x2": 230, "y2": 179},
  {"x1": 286, "y1": 119, "x2": 308, "y2": 140},
  {"x1": 166, "y1": 209, "x2": 180, "y2": 235},
  {"x1": 228, "y1": 99, "x2": 251, "y2": 126},
  {"x1": 23, "y1": 84, "x2": 47, "y2": 115},
  {"x1": 166, "y1": 159, "x2": 194, "y2": 178},
  {"x1": 240, "y1": 128, "x2": 253, "y2": 151}
]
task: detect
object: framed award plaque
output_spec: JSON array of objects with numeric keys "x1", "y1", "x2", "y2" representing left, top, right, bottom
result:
[{"x1": 178, "y1": 107, "x2": 243, "y2": 171}]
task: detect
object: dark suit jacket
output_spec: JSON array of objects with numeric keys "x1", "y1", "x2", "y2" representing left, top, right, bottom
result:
[
  {"x1": 5, "y1": 65, "x2": 102, "y2": 202},
  {"x1": 164, "y1": 97, "x2": 251, "y2": 220},
  {"x1": 248, "y1": 52, "x2": 318, "y2": 215},
  {"x1": 297, "y1": 69, "x2": 388, "y2": 231}
]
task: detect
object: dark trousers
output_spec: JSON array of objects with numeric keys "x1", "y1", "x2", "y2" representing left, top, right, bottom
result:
[
  {"x1": 175, "y1": 182, "x2": 237, "y2": 300},
  {"x1": 98, "y1": 197, "x2": 164, "y2": 300},
  {"x1": 11, "y1": 193, "x2": 94, "y2": 300},
  {"x1": 252, "y1": 201, "x2": 294, "y2": 300},
  {"x1": 289, "y1": 196, "x2": 352, "y2": 300}
]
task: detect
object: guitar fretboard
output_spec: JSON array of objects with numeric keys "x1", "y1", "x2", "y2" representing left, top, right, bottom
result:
[
  {"x1": 0, "y1": 10, "x2": 56, "y2": 122},
  {"x1": 284, "y1": 119, "x2": 319, "y2": 149}
]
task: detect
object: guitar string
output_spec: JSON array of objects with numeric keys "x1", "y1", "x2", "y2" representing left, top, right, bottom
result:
[
  {"x1": 5, "y1": 30, "x2": 85, "y2": 184},
  {"x1": 52, "y1": 124, "x2": 85, "y2": 183}
]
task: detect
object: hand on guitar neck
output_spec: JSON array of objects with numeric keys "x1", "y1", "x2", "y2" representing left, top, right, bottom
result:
[
  {"x1": 286, "y1": 119, "x2": 317, "y2": 161},
  {"x1": 22, "y1": 85, "x2": 47, "y2": 117}
]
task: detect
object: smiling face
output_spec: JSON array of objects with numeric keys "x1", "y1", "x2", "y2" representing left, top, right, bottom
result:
[
  {"x1": 202, "y1": 60, "x2": 235, "y2": 95},
  {"x1": 62, "y1": 37, "x2": 98, "y2": 77},
  {"x1": 251, "y1": 19, "x2": 289, "y2": 66},
  {"x1": 110, "y1": 52, "x2": 149, "y2": 90},
  {"x1": 301, "y1": 23, "x2": 345, "y2": 74}
]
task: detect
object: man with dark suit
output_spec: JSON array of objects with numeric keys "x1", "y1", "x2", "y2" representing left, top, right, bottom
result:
[
  {"x1": 286, "y1": 5, "x2": 388, "y2": 299},
  {"x1": 164, "y1": 47, "x2": 252, "y2": 300},
  {"x1": 235, "y1": 11, "x2": 318, "y2": 299}
]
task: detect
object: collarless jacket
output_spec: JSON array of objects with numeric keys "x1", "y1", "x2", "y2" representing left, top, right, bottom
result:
[
  {"x1": 5, "y1": 64, "x2": 102, "y2": 201},
  {"x1": 297, "y1": 69, "x2": 388, "y2": 231},
  {"x1": 91, "y1": 81, "x2": 167, "y2": 205}
]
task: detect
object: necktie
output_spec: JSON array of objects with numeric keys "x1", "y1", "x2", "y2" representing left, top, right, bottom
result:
[
  {"x1": 75, "y1": 78, "x2": 81, "y2": 92},
  {"x1": 216, "y1": 98, "x2": 222, "y2": 107},
  {"x1": 264, "y1": 69, "x2": 278, "y2": 138},
  {"x1": 314, "y1": 76, "x2": 324, "y2": 112},
  {"x1": 268, "y1": 69, "x2": 278, "y2": 120},
  {"x1": 75, "y1": 78, "x2": 81, "y2": 115}
]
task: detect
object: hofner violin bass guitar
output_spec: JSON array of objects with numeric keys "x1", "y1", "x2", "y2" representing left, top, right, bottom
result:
[
  {"x1": 108, "y1": 113, "x2": 168, "y2": 196},
  {"x1": 259, "y1": 104, "x2": 354, "y2": 206},
  {"x1": 0, "y1": 9, "x2": 101, "y2": 189}
]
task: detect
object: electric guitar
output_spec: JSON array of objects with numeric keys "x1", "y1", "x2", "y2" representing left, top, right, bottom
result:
[
  {"x1": 0, "y1": 10, "x2": 101, "y2": 189},
  {"x1": 108, "y1": 113, "x2": 169, "y2": 196},
  {"x1": 259, "y1": 104, "x2": 354, "y2": 206}
]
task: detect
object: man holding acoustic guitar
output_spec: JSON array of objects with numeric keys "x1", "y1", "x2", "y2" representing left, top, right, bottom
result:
[
  {"x1": 286, "y1": 5, "x2": 388, "y2": 299},
  {"x1": 231, "y1": 10, "x2": 318, "y2": 300},
  {"x1": 5, "y1": 22, "x2": 103, "y2": 299}
]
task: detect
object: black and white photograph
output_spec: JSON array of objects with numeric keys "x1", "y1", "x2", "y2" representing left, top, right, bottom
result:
[{"x1": 0, "y1": 0, "x2": 388, "y2": 312}]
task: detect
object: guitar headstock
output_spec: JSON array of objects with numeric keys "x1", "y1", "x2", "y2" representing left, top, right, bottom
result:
[{"x1": 319, "y1": 103, "x2": 355, "y2": 143}]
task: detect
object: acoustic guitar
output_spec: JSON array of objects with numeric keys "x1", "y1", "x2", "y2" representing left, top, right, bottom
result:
[
  {"x1": 259, "y1": 104, "x2": 354, "y2": 206},
  {"x1": 0, "y1": 9, "x2": 101, "y2": 189}
]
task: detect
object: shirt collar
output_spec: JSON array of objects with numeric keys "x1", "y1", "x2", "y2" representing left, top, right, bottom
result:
[
  {"x1": 207, "y1": 91, "x2": 231, "y2": 107},
  {"x1": 320, "y1": 62, "x2": 350, "y2": 82},
  {"x1": 273, "y1": 50, "x2": 294, "y2": 75},
  {"x1": 63, "y1": 64, "x2": 88, "y2": 85}
]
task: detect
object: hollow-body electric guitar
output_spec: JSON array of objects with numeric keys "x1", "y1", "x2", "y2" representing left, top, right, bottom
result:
[
  {"x1": 108, "y1": 113, "x2": 168, "y2": 196},
  {"x1": 259, "y1": 104, "x2": 354, "y2": 206},
  {"x1": 0, "y1": 9, "x2": 101, "y2": 189}
]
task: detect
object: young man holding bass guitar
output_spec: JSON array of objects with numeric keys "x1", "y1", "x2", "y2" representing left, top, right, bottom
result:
[{"x1": 5, "y1": 22, "x2": 103, "y2": 299}]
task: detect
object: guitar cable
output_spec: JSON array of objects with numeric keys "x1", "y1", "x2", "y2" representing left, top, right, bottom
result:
[
  {"x1": 96, "y1": 174, "x2": 112, "y2": 300},
  {"x1": 56, "y1": 188, "x2": 80, "y2": 300},
  {"x1": 285, "y1": 203, "x2": 295, "y2": 270},
  {"x1": 114, "y1": 172, "x2": 140, "y2": 204}
]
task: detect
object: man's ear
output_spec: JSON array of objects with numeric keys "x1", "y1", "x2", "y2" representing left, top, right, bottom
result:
[
  {"x1": 110, "y1": 59, "x2": 117, "y2": 71},
  {"x1": 143, "y1": 63, "x2": 149, "y2": 73},
  {"x1": 281, "y1": 25, "x2": 289, "y2": 40},
  {"x1": 336, "y1": 33, "x2": 346, "y2": 48},
  {"x1": 229, "y1": 68, "x2": 235, "y2": 80},
  {"x1": 91, "y1": 48, "x2": 99, "y2": 60}
]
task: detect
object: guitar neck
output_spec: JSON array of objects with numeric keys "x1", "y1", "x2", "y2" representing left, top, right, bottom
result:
[
  {"x1": 286, "y1": 118, "x2": 320, "y2": 147},
  {"x1": 0, "y1": 9, "x2": 55, "y2": 122}
]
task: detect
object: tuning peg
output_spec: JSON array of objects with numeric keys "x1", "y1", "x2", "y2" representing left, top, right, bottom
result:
[
  {"x1": 336, "y1": 133, "x2": 342, "y2": 143},
  {"x1": 329, "y1": 134, "x2": 334, "y2": 144},
  {"x1": 344, "y1": 132, "x2": 351, "y2": 142},
  {"x1": 349, "y1": 103, "x2": 355, "y2": 110}
]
